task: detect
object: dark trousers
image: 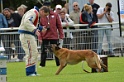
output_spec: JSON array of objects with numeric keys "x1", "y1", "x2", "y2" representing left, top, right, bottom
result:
[{"x1": 40, "y1": 39, "x2": 60, "y2": 67}]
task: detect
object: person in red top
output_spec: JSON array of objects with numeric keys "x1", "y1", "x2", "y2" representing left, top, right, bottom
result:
[{"x1": 38, "y1": 1, "x2": 64, "y2": 67}]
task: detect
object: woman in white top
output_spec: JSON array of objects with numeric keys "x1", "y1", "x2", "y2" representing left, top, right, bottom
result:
[
  {"x1": 59, "y1": 8, "x2": 75, "y2": 49},
  {"x1": 60, "y1": 8, "x2": 74, "y2": 27}
]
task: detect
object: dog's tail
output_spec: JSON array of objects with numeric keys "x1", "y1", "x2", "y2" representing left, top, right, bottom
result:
[{"x1": 82, "y1": 61, "x2": 90, "y2": 73}]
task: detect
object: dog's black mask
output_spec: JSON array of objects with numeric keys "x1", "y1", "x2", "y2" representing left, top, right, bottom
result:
[
  {"x1": 45, "y1": 43, "x2": 61, "y2": 52},
  {"x1": 55, "y1": 46, "x2": 61, "y2": 50},
  {"x1": 55, "y1": 43, "x2": 61, "y2": 50}
]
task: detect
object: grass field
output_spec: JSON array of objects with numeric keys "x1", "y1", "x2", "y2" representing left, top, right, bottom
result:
[{"x1": 7, "y1": 57, "x2": 124, "y2": 82}]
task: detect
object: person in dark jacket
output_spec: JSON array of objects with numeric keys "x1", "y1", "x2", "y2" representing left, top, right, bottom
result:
[
  {"x1": 3, "y1": 8, "x2": 21, "y2": 27},
  {"x1": 38, "y1": 2, "x2": 64, "y2": 67},
  {"x1": 87, "y1": 0, "x2": 100, "y2": 23},
  {"x1": 80, "y1": 4, "x2": 97, "y2": 52}
]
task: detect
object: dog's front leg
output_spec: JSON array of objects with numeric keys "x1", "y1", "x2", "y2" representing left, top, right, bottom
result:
[{"x1": 55, "y1": 60, "x2": 67, "y2": 75}]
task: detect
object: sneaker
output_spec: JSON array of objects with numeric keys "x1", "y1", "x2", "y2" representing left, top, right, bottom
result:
[
  {"x1": 108, "y1": 55, "x2": 119, "y2": 57},
  {"x1": 39, "y1": 66, "x2": 45, "y2": 68},
  {"x1": 15, "y1": 59, "x2": 20, "y2": 62},
  {"x1": 28, "y1": 74, "x2": 37, "y2": 76},
  {"x1": 15, "y1": 59, "x2": 23, "y2": 62},
  {"x1": 108, "y1": 55, "x2": 115, "y2": 57}
]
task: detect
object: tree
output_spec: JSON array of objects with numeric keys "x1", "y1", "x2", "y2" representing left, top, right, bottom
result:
[
  {"x1": 2, "y1": 0, "x2": 66, "y2": 11},
  {"x1": 3, "y1": 0, "x2": 40, "y2": 10}
]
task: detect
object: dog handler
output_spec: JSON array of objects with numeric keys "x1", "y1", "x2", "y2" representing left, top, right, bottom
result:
[{"x1": 18, "y1": 6, "x2": 50, "y2": 76}]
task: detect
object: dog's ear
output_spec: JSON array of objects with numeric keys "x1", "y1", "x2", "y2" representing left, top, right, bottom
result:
[
  {"x1": 51, "y1": 44, "x2": 61, "y2": 50},
  {"x1": 57, "y1": 43, "x2": 60, "y2": 47},
  {"x1": 55, "y1": 46, "x2": 61, "y2": 50}
]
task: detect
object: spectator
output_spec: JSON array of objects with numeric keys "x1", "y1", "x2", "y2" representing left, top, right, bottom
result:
[
  {"x1": 3, "y1": 8, "x2": 21, "y2": 27},
  {"x1": 64, "y1": 3, "x2": 69, "y2": 14},
  {"x1": 60, "y1": 8, "x2": 74, "y2": 27},
  {"x1": 54, "y1": 4, "x2": 62, "y2": 15},
  {"x1": 18, "y1": 6, "x2": 49, "y2": 76},
  {"x1": 87, "y1": 0, "x2": 100, "y2": 72},
  {"x1": 59, "y1": 8, "x2": 74, "y2": 49},
  {"x1": 9, "y1": 7, "x2": 15, "y2": 13},
  {"x1": 80, "y1": 4, "x2": 96, "y2": 50},
  {"x1": 2, "y1": 8, "x2": 24, "y2": 61},
  {"x1": 69, "y1": 2, "x2": 81, "y2": 28},
  {"x1": 0, "y1": 13, "x2": 8, "y2": 28},
  {"x1": 97, "y1": 2, "x2": 115, "y2": 57},
  {"x1": 69, "y1": 2, "x2": 81, "y2": 49},
  {"x1": 54, "y1": 4, "x2": 65, "y2": 49},
  {"x1": 0, "y1": 13, "x2": 8, "y2": 48},
  {"x1": 61, "y1": 7, "x2": 69, "y2": 17},
  {"x1": 20, "y1": 4, "x2": 28, "y2": 13},
  {"x1": 86, "y1": 0, "x2": 100, "y2": 23},
  {"x1": 17, "y1": 6, "x2": 25, "y2": 17},
  {"x1": 54, "y1": 5, "x2": 70, "y2": 20},
  {"x1": 38, "y1": 2, "x2": 64, "y2": 67},
  {"x1": 85, "y1": 0, "x2": 100, "y2": 52}
]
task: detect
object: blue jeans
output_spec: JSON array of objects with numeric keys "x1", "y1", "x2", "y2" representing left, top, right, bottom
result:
[
  {"x1": 91, "y1": 30, "x2": 98, "y2": 53},
  {"x1": 97, "y1": 28, "x2": 113, "y2": 54}
]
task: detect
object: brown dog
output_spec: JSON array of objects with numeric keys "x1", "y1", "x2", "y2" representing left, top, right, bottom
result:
[{"x1": 51, "y1": 44, "x2": 108, "y2": 75}]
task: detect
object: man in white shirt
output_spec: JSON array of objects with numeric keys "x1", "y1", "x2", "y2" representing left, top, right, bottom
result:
[{"x1": 97, "y1": 2, "x2": 115, "y2": 57}]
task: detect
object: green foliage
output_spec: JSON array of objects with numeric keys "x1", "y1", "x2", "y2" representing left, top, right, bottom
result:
[
  {"x1": 7, "y1": 57, "x2": 124, "y2": 82},
  {"x1": 2, "y1": 0, "x2": 66, "y2": 11},
  {"x1": 3, "y1": 0, "x2": 40, "y2": 10}
]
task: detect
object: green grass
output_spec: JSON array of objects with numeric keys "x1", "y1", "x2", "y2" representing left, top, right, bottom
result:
[{"x1": 7, "y1": 57, "x2": 124, "y2": 82}]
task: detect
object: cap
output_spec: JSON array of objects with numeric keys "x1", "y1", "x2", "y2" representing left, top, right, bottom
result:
[
  {"x1": 56, "y1": 5, "x2": 62, "y2": 9},
  {"x1": 106, "y1": 2, "x2": 112, "y2": 7}
]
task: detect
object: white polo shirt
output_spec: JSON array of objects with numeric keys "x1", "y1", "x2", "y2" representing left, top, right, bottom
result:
[{"x1": 97, "y1": 7, "x2": 114, "y2": 28}]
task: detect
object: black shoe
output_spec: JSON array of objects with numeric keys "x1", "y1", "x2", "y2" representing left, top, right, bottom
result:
[
  {"x1": 56, "y1": 64, "x2": 60, "y2": 66},
  {"x1": 108, "y1": 55, "x2": 115, "y2": 57},
  {"x1": 39, "y1": 64, "x2": 45, "y2": 67}
]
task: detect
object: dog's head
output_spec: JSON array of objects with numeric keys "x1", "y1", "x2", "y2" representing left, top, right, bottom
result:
[{"x1": 51, "y1": 43, "x2": 61, "y2": 52}]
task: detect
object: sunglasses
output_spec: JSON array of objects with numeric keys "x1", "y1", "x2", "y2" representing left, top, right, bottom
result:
[
  {"x1": 60, "y1": 13, "x2": 65, "y2": 15},
  {"x1": 73, "y1": 5, "x2": 78, "y2": 7}
]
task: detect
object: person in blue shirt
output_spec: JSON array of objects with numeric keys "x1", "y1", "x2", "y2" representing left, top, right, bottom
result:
[
  {"x1": 0, "y1": 13, "x2": 8, "y2": 28},
  {"x1": 2, "y1": 8, "x2": 25, "y2": 61},
  {"x1": 0, "y1": 13, "x2": 8, "y2": 47}
]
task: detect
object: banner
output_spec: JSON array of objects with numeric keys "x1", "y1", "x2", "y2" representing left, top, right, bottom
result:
[{"x1": 119, "y1": 0, "x2": 124, "y2": 23}]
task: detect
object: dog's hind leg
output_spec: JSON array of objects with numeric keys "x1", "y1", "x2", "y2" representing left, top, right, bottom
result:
[
  {"x1": 94, "y1": 55, "x2": 102, "y2": 72},
  {"x1": 55, "y1": 60, "x2": 67, "y2": 75},
  {"x1": 85, "y1": 57, "x2": 102, "y2": 73}
]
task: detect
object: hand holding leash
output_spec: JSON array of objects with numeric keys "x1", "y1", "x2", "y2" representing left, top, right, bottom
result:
[
  {"x1": 42, "y1": 26, "x2": 47, "y2": 33},
  {"x1": 59, "y1": 39, "x2": 63, "y2": 48}
]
